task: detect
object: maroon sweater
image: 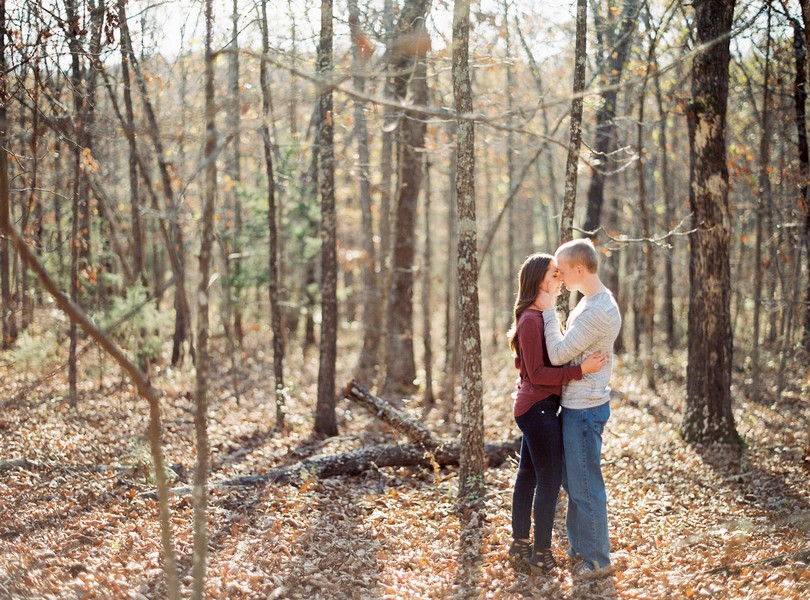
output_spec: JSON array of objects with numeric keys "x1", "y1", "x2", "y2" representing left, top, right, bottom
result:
[{"x1": 513, "y1": 309, "x2": 583, "y2": 417}]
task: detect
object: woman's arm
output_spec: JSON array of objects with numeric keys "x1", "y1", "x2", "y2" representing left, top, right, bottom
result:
[{"x1": 519, "y1": 317, "x2": 583, "y2": 386}]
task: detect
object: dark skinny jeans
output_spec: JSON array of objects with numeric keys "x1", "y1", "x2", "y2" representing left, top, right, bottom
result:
[{"x1": 511, "y1": 396, "x2": 563, "y2": 551}]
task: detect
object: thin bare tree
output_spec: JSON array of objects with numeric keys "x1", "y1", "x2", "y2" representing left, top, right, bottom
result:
[
  {"x1": 259, "y1": 0, "x2": 287, "y2": 429},
  {"x1": 315, "y1": 0, "x2": 338, "y2": 437},
  {"x1": 453, "y1": 0, "x2": 485, "y2": 500},
  {"x1": 752, "y1": 2, "x2": 773, "y2": 398},
  {"x1": 0, "y1": 0, "x2": 16, "y2": 349},
  {"x1": 796, "y1": 1, "x2": 810, "y2": 350},
  {"x1": 558, "y1": 0, "x2": 588, "y2": 314},
  {"x1": 118, "y1": 3, "x2": 192, "y2": 366},
  {"x1": 191, "y1": 0, "x2": 217, "y2": 596},
  {"x1": 349, "y1": 0, "x2": 382, "y2": 385}
]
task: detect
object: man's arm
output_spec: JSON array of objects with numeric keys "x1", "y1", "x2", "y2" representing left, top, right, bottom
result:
[{"x1": 542, "y1": 306, "x2": 609, "y2": 366}]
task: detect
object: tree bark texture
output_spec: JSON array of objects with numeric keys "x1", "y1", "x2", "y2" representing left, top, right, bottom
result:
[
  {"x1": 65, "y1": 0, "x2": 84, "y2": 407},
  {"x1": 637, "y1": 24, "x2": 658, "y2": 392},
  {"x1": 344, "y1": 380, "x2": 438, "y2": 447},
  {"x1": 441, "y1": 123, "x2": 459, "y2": 412},
  {"x1": 752, "y1": 5, "x2": 772, "y2": 397},
  {"x1": 227, "y1": 0, "x2": 244, "y2": 346},
  {"x1": 0, "y1": 0, "x2": 16, "y2": 349},
  {"x1": 349, "y1": 0, "x2": 383, "y2": 385},
  {"x1": 558, "y1": 0, "x2": 588, "y2": 316},
  {"x1": 383, "y1": 0, "x2": 431, "y2": 399},
  {"x1": 260, "y1": 0, "x2": 286, "y2": 429},
  {"x1": 315, "y1": 0, "x2": 338, "y2": 437},
  {"x1": 452, "y1": 0, "x2": 485, "y2": 500},
  {"x1": 117, "y1": 0, "x2": 143, "y2": 284},
  {"x1": 684, "y1": 0, "x2": 739, "y2": 445},
  {"x1": 794, "y1": 5, "x2": 810, "y2": 351},
  {"x1": 653, "y1": 62, "x2": 676, "y2": 349},
  {"x1": 191, "y1": 1, "x2": 217, "y2": 596},
  {"x1": 421, "y1": 155, "x2": 435, "y2": 411},
  {"x1": 561, "y1": 0, "x2": 588, "y2": 245},
  {"x1": 373, "y1": 0, "x2": 396, "y2": 379}
]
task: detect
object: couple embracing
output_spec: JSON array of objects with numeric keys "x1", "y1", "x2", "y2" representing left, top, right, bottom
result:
[{"x1": 507, "y1": 238, "x2": 621, "y2": 578}]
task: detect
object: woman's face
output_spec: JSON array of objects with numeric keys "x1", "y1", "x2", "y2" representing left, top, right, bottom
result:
[{"x1": 539, "y1": 261, "x2": 561, "y2": 294}]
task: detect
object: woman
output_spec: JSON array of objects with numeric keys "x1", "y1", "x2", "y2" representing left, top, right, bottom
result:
[{"x1": 507, "y1": 253, "x2": 606, "y2": 573}]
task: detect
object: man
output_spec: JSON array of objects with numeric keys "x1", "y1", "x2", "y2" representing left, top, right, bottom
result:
[{"x1": 536, "y1": 238, "x2": 621, "y2": 578}]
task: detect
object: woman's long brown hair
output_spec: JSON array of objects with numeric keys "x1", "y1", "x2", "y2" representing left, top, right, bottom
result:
[{"x1": 507, "y1": 253, "x2": 554, "y2": 362}]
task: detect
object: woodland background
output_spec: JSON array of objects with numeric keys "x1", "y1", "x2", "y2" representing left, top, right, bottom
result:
[{"x1": 0, "y1": 0, "x2": 808, "y2": 598}]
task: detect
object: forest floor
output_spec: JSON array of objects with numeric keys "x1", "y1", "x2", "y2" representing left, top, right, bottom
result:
[{"x1": 0, "y1": 329, "x2": 808, "y2": 599}]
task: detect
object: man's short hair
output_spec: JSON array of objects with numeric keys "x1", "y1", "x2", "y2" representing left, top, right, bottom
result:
[{"x1": 556, "y1": 238, "x2": 599, "y2": 273}]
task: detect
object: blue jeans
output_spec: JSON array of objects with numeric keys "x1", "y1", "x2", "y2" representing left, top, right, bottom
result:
[
  {"x1": 512, "y1": 397, "x2": 563, "y2": 551},
  {"x1": 561, "y1": 402, "x2": 611, "y2": 568}
]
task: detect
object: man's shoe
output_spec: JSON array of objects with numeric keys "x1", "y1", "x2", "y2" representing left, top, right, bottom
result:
[
  {"x1": 567, "y1": 551, "x2": 584, "y2": 568},
  {"x1": 572, "y1": 559, "x2": 613, "y2": 580}
]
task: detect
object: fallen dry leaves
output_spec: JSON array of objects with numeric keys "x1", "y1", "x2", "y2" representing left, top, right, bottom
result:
[{"x1": 0, "y1": 334, "x2": 807, "y2": 599}]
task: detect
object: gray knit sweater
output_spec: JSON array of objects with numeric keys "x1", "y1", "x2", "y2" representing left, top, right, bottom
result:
[{"x1": 541, "y1": 290, "x2": 622, "y2": 409}]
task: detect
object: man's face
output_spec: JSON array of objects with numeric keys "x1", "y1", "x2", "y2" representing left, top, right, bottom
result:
[{"x1": 555, "y1": 256, "x2": 578, "y2": 291}]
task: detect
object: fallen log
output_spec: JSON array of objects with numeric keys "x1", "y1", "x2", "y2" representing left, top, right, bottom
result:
[
  {"x1": 342, "y1": 379, "x2": 438, "y2": 447},
  {"x1": 150, "y1": 438, "x2": 519, "y2": 497},
  {"x1": 142, "y1": 381, "x2": 520, "y2": 497}
]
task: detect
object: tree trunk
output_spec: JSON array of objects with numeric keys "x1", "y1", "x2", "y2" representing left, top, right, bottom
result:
[
  {"x1": 503, "y1": 0, "x2": 517, "y2": 291},
  {"x1": 118, "y1": 5, "x2": 192, "y2": 366},
  {"x1": 21, "y1": 29, "x2": 45, "y2": 331},
  {"x1": 582, "y1": 0, "x2": 640, "y2": 339},
  {"x1": 315, "y1": 0, "x2": 338, "y2": 437},
  {"x1": 421, "y1": 154, "x2": 435, "y2": 413},
  {"x1": 260, "y1": 0, "x2": 286, "y2": 429},
  {"x1": 653, "y1": 58, "x2": 676, "y2": 349},
  {"x1": 65, "y1": 0, "x2": 84, "y2": 407},
  {"x1": 216, "y1": 0, "x2": 242, "y2": 402},
  {"x1": 228, "y1": 0, "x2": 244, "y2": 346},
  {"x1": 583, "y1": 0, "x2": 642, "y2": 236},
  {"x1": 383, "y1": 0, "x2": 431, "y2": 399},
  {"x1": 795, "y1": 3, "x2": 810, "y2": 351},
  {"x1": 95, "y1": 56, "x2": 193, "y2": 368},
  {"x1": 349, "y1": 0, "x2": 383, "y2": 385},
  {"x1": 452, "y1": 0, "x2": 485, "y2": 501},
  {"x1": 637, "y1": 24, "x2": 658, "y2": 391},
  {"x1": 441, "y1": 122, "x2": 459, "y2": 413},
  {"x1": 752, "y1": 4, "x2": 773, "y2": 398},
  {"x1": 684, "y1": 0, "x2": 739, "y2": 445},
  {"x1": 117, "y1": 0, "x2": 143, "y2": 284},
  {"x1": 374, "y1": 0, "x2": 397, "y2": 375},
  {"x1": 558, "y1": 0, "x2": 588, "y2": 316},
  {"x1": 0, "y1": 0, "x2": 16, "y2": 350},
  {"x1": 191, "y1": 1, "x2": 217, "y2": 597}
]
